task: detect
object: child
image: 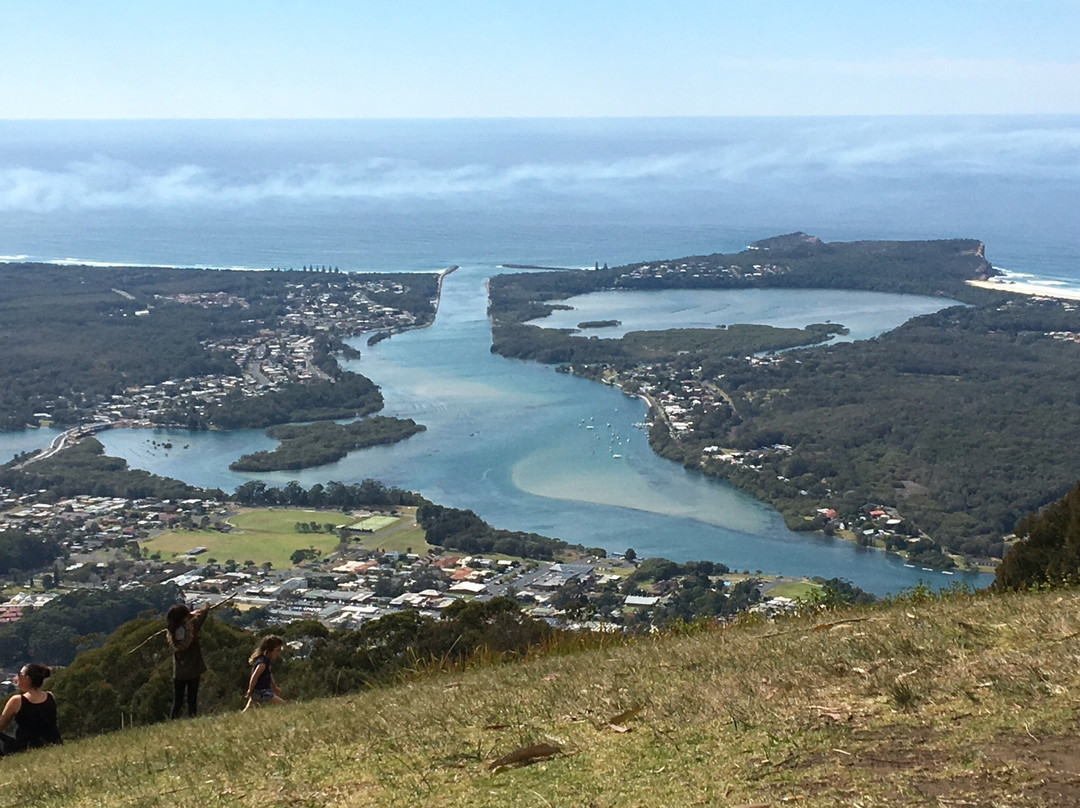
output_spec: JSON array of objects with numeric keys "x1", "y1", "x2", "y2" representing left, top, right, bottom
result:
[
  {"x1": 243, "y1": 635, "x2": 285, "y2": 711},
  {"x1": 166, "y1": 602, "x2": 209, "y2": 718}
]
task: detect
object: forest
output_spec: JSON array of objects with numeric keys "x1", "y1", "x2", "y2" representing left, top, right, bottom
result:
[
  {"x1": 488, "y1": 234, "x2": 997, "y2": 330},
  {"x1": 231, "y1": 478, "x2": 425, "y2": 510},
  {"x1": 415, "y1": 502, "x2": 603, "y2": 560},
  {"x1": 229, "y1": 416, "x2": 425, "y2": 471},
  {"x1": 0, "y1": 584, "x2": 182, "y2": 669},
  {"x1": 491, "y1": 321, "x2": 847, "y2": 365},
  {"x1": 995, "y1": 477, "x2": 1080, "y2": 590},
  {"x1": 207, "y1": 370, "x2": 384, "y2": 429},
  {"x1": 0, "y1": 529, "x2": 63, "y2": 576},
  {"x1": 657, "y1": 298, "x2": 1080, "y2": 558}
]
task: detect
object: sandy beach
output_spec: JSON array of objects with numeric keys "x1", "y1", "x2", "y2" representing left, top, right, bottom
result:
[{"x1": 967, "y1": 279, "x2": 1080, "y2": 301}]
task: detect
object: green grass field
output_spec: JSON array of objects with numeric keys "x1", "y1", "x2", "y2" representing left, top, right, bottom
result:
[
  {"x1": 145, "y1": 508, "x2": 376, "y2": 569},
  {"x1": 768, "y1": 581, "x2": 822, "y2": 600},
  {"x1": 349, "y1": 514, "x2": 399, "y2": 532}
]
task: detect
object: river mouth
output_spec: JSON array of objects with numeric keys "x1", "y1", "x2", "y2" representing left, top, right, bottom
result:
[
  {"x1": 16, "y1": 263, "x2": 985, "y2": 594},
  {"x1": 5, "y1": 116, "x2": 1077, "y2": 594}
]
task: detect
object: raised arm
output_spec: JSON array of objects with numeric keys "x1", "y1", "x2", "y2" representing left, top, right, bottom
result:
[{"x1": 191, "y1": 606, "x2": 210, "y2": 630}]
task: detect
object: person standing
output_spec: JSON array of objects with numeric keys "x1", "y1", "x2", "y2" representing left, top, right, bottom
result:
[
  {"x1": 0, "y1": 663, "x2": 62, "y2": 754},
  {"x1": 166, "y1": 603, "x2": 209, "y2": 718}
]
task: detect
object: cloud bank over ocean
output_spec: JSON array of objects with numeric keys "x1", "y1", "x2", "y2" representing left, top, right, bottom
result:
[{"x1": 1, "y1": 119, "x2": 1078, "y2": 214}]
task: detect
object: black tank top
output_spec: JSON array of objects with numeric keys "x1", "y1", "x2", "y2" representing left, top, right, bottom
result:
[
  {"x1": 16, "y1": 693, "x2": 62, "y2": 747},
  {"x1": 252, "y1": 655, "x2": 273, "y2": 691}
]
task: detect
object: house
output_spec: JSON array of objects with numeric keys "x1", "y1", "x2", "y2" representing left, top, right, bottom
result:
[{"x1": 448, "y1": 581, "x2": 487, "y2": 596}]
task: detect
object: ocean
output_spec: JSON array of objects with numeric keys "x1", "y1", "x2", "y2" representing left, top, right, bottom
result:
[{"x1": 2, "y1": 116, "x2": 1079, "y2": 593}]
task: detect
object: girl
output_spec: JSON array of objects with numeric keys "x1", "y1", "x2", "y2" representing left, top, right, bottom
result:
[
  {"x1": 243, "y1": 635, "x2": 285, "y2": 711},
  {"x1": 167, "y1": 602, "x2": 209, "y2": 718},
  {"x1": 0, "y1": 663, "x2": 62, "y2": 754}
]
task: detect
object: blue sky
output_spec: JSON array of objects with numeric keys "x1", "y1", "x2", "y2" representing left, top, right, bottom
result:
[{"x1": 2, "y1": 1, "x2": 1078, "y2": 118}]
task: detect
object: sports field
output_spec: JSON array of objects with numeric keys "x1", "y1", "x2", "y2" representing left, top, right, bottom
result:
[
  {"x1": 143, "y1": 508, "x2": 414, "y2": 570},
  {"x1": 349, "y1": 514, "x2": 399, "y2": 532},
  {"x1": 767, "y1": 581, "x2": 821, "y2": 600}
]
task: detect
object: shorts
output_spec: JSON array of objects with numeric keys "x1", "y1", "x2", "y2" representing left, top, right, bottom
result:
[{"x1": 250, "y1": 688, "x2": 276, "y2": 703}]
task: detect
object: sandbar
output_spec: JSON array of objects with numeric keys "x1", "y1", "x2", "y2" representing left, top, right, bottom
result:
[{"x1": 967, "y1": 279, "x2": 1080, "y2": 301}]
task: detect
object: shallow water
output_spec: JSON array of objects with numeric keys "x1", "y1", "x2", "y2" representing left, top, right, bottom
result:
[{"x1": 90, "y1": 265, "x2": 989, "y2": 594}]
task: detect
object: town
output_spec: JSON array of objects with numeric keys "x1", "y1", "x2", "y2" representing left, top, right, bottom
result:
[
  {"x1": 0, "y1": 482, "x2": 811, "y2": 643},
  {"x1": 22, "y1": 273, "x2": 439, "y2": 436}
]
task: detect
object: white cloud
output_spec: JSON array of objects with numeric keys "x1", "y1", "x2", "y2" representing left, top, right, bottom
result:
[{"x1": 1, "y1": 122, "x2": 1077, "y2": 212}]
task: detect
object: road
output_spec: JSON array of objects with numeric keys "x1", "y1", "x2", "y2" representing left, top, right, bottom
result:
[{"x1": 13, "y1": 421, "x2": 114, "y2": 470}]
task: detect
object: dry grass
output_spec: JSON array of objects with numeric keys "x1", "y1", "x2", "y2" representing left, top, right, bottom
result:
[{"x1": 8, "y1": 588, "x2": 1080, "y2": 806}]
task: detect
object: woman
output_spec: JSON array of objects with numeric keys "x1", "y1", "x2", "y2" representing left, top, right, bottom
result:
[
  {"x1": 0, "y1": 663, "x2": 62, "y2": 754},
  {"x1": 166, "y1": 602, "x2": 209, "y2": 718},
  {"x1": 243, "y1": 635, "x2": 285, "y2": 711}
]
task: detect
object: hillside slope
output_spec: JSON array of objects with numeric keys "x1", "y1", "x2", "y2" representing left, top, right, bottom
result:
[{"x1": 6, "y1": 589, "x2": 1080, "y2": 807}]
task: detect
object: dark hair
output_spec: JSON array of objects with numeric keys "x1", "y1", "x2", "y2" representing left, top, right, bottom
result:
[
  {"x1": 166, "y1": 603, "x2": 191, "y2": 636},
  {"x1": 23, "y1": 663, "x2": 51, "y2": 689}
]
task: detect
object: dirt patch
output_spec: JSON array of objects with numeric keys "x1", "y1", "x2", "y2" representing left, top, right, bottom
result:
[
  {"x1": 895, "y1": 480, "x2": 930, "y2": 499},
  {"x1": 839, "y1": 722, "x2": 1080, "y2": 806},
  {"x1": 936, "y1": 725, "x2": 1080, "y2": 808}
]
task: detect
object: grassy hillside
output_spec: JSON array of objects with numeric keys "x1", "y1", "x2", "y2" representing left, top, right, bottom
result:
[{"x1": 8, "y1": 588, "x2": 1080, "y2": 806}]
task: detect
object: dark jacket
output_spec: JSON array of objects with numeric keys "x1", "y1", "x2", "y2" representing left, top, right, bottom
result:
[{"x1": 169, "y1": 609, "x2": 208, "y2": 681}]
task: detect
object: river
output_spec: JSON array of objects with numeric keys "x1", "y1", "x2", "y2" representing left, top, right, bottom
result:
[{"x1": 81, "y1": 264, "x2": 990, "y2": 594}]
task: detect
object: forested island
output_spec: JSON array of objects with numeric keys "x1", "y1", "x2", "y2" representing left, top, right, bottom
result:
[
  {"x1": 229, "y1": 416, "x2": 426, "y2": 471},
  {"x1": 488, "y1": 233, "x2": 1080, "y2": 568}
]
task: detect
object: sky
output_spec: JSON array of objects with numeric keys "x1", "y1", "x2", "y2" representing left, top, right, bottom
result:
[{"x1": 1, "y1": 1, "x2": 1078, "y2": 118}]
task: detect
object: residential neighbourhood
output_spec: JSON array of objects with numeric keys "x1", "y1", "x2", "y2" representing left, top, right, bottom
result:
[
  {"x1": 19, "y1": 274, "x2": 436, "y2": 437},
  {"x1": 0, "y1": 483, "x2": 804, "y2": 638}
]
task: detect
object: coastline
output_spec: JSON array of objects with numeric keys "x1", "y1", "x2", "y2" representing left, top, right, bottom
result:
[
  {"x1": 433, "y1": 265, "x2": 457, "y2": 316},
  {"x1": 966, "y1": 277, "x2": 1080, "y2": 302},
  {"x1": 610, "y1": 375, "x2": 989, "y2": 574}
]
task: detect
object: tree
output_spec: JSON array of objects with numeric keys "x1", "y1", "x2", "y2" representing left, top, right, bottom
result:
[
  {"x1": 624, "y1": 548, "x2": 637, "y2": 563},
  {"x1": 290, "y1": 548, "x2": 319, "y2": 565}
]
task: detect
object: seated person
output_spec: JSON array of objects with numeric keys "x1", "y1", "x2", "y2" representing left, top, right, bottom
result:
[{"x1": 0, "y1": 663, "x2": 62, "y2": 754}]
